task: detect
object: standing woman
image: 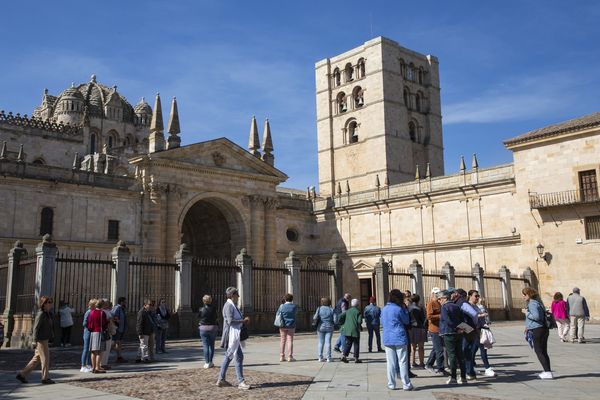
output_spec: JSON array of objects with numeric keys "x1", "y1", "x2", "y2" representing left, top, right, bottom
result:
[
  {"x1": 16, "y1": 296, "x2": 55, "y2": 384},
  {"x1": 381, "y1": 289, "x2": 413, "y2": 391},
  {"x1": 199, "y1": 294, "x2": 219, "y2": 369},
  {"x1": 155, "y1": 298, "x2": 170, "y2": 353},
  {"x1": 217, "y1": 287, "x2": 251, "y2": 390},
  {"x1": 522, "y1": 287, "x2": 553, "y2": 379},
  {"x1": 313, "y1": 297, "x2": 335, "y2": 362},
  {"x1": 277, "y1": 293, "x2": 298, "y2": 362},
  {"x1": 408, "y1": 294, "x2": 427, "y2": 368},
  {"x1": 58, "y1": 300, "x2": 75, "y2": 347},
  {"x1": 87, "y1": 299, "x2": 108, "y2": 373},
  {"x1": 80, "y1": 299, "x2": 96, "y2": 373},
  {"x1": 551, "y1": 292, "x2": 569, "y2": 342},
  {"x1": 101, "y1": 300, "x2": 117, "y2": 370}
]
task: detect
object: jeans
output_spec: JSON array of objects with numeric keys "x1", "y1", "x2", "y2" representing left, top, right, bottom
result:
[
  {"x1": 478, "y1": 344, "x2": 490, "y2": 369},
  {"x1": 426, "y1": 332, "x2": 444, "y2": 371},
  {"x1": 531, "y1": 327, "x2": 551, "y2": 372},
  {"x1": 317, "y1": 330, "x2": 333, "y2": 359},
  {"x1": 137, "y1": 335, "x2": 150, "y2": 360},
  {"x1": 385, "y1": 345, "x2": 411, "y2": 390},
  {"x1": 343, "y1": 336, "x2": 360, "y2": 359},
  {"x1": 366, "y1": 323, "x2": 382, "y2": 351},
  {"x1": 219, "y1": 344, "x2": 244, "y2": 384},
  {"x1": 443, "y1": 334, "x2": 465, "y2": 380},
  {"x1": 155, "y1": 328, "x2": 167, "y2": 352},
  {"x1": 462, "y1": 332, "x2": 479, "y2": 376},
  {"x1": 200, "y1": 329, "x2": 217, "y2": 364},
  {"x1": 81, "y1": 330, "x2": 91, "y2": 366},
  {"x1": 335, "y1": 333, "x2": 345, "y2": 350}
]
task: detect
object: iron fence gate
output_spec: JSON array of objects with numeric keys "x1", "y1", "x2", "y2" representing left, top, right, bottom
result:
[
  {"x1": 15, "y1": 256, "x2": 37, "y2": 314},
  {"x1": 389, "y1": 269, "x2": 412, "y2": 292},
  {"x1": 483, "y1": 275, "x2": 504, "y2": 310},
  {"x1": 299, "y1": 262, "x2": 331, "y2": 312},
  {"x1": 191, "y1": 258, "x2": 238, "y2": 313},
  {"x1": 128, "y1": 258, "x2": 177, "y2": 312},
  {"x1": 252, "y1": 263, "x2": 287, "y2": 312}
]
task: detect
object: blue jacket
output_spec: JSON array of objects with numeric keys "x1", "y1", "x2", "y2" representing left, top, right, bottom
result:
[
  {"x1": 111, "y1": 304, "x2": 128, "y2": 333},
  {"x1": 440, "y1": 300, "x2": 463, "y2": 335},
  {"x1": 525, "y1": 299, "x2": 545, "y2": 330},
  {"x1": 364, "y1": 303, "x2": 381, "y2": 326},
  {"x1": 381, "y1": 302, "x2": 410, "y2": 346},
  {"x1": 82, "y1": 309, "x2": 91, "y2": 333},
  {"x1": 278, "y1": 302, "x2": 298, "y2": 328},
  {"x1": 313, "y1": 305, "x2": 336, "y2": 332}
]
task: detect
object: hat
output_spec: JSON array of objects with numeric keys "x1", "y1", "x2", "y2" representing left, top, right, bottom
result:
[
  {"x1": 369, "y1": 296, "x2": 376, "y2": 303},
  {"x1": 446, "y1": 287, "x2": 456, "y2": 294},
  {"x1": 437, "y1": 290, "x2": 450, "y2": 299},
  {"x1": 431, "y1": 287, "x2": 441, "y2": 294}
]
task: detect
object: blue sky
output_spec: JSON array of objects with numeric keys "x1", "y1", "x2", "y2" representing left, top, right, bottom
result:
[{"x1": 1, "y1": 1, "x2": 599, "y2": 190}]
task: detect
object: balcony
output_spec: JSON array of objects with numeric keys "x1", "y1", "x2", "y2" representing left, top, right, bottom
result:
[{"x1": 529, "y1": 189, "x2": 600, "y2": 209}]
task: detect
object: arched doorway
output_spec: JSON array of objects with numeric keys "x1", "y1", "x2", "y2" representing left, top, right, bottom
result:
[{"x1": 181, "y1": 200, "x2": 232, "y2": 259}]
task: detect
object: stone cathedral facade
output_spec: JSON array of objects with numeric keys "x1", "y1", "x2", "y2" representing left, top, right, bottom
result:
[{"x1": 1, "y1": 37, "x2": 599, "y2": 316}]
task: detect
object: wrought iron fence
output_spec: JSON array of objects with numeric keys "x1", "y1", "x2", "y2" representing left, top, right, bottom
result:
[
  {"x1": 191, "y1": 258, "x2": 239, "y2": 313},
  {"x1": 54, "y1": 253, "x2": 114, "y2": 313},
  {"x1": 483, "y1": 275, "x2": 504, "y2": 309},
  {"x1": 15, "y1": 256, "x2": 37, "y2": 314},
  {"x1": 0, "y1": 262, "x2": 8, "y2": 313},
  {"x1": 510, "y1": 276, "x2": 530, "y2": 311},
  {"x1": 389, "y1": 268, "x2": 412, "y2": 292},
  {"x1": 529, "y1": 189, "x2": 600, "y2": 209},
  {"x1": 423, "y1": 270, "x2": 446, "y2": 297},
  {"x1": 299, "y1": 261, "x2": 331, "y2": 312},
  {"x1": 252, "y1": 263, "x2": 287, "y2": 313},
  {"x1": 454, "y1": 274, "x2": 476, "y2": 292},
  {"x1": 128, "y1": 258, "x2": 177, "y2": 313}
]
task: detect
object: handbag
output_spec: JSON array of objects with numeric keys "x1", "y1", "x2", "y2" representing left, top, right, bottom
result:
[
  {"x1": 480, "y1": 327, "x2": 496, "y2": 349},
  {"x1": 544, "y1": 310, "x2": 557, "y2": 330},
  {"x1": 274, "y1": 310, "x2": 283, "y2": 327},
  {"x1": 240, "y1": 324, "x2": 249, "y2": 341},
  {"x1": 101, "y1": 329, "x2": 111, "y2": 341}
]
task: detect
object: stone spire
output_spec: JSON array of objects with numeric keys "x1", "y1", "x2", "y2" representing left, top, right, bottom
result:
[
  {"x1": 375, "y1": 174, "x2": 380, "y2": 188},
  {"x1": 345, "y1": 180, "x2": 350, "y2": 193},
  {"x1": 167, "y1": 97, "x2": 181, "y2": 150},
  {"x1": 148, "y1": 92, "x2": 165, "y2": 153},
  {"x1": 415, "y1": 164, "x2": 420, "y2": 180},
  {"x1": 261, "y1": 118, "x2": 274, "y2": 166},
  {"x1": 425, "y1": 163, "x2": 431, "y2": 179},
  {"x1": 472, "y1": 153, "x2": 479, "y2": 170},
  {"x1": 16, "y1": 144, "x2": 24, "y2": 162},
  {"x1": 248, "y1": 116, "x2": 261, "y2": 157},
  {"x1": 459, "y1": 155, "x2": 466, "y2": 173},
  {"x1": 72, "y1": 152, "x2": 81, "y2": 170},
  {"x1": 336, "y1": 181, "x2": 342, "y2": 196},
  {"x1": 0, "y1": 141, "x2": 6, "y2": 159}
]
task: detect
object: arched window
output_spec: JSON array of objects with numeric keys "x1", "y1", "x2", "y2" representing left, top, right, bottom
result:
[
  {"x1": 349, "y1": 121, "x2": 359, "y2": 143},
  {"x1": 403, "y1": 87, "x2": 410, "y2": 109},
  {"x1": 40, "y1": 207, "x2": 53, "y2": 236},
  {"x1": 333, "y1": 68, "x2": 341, "y2": 87},
  {"x1": 108, "y1": 135, "x2": 114, "y2": 149},
  {"x1": 90, "y1": 133, "x2": 97, "y2": 154},
  {"x1": 352, "y1": 86, "x2": 364, "y2": 108},
  {"x1": 407, "y1": 63, "x2": 415, "y2": 81},
  {"x1": 415, "y1": 93, "x2": 421, "y2": 112},
  {"x1": 345, "y1": 63, "x2": 354, "y2": 82},
  {"x1": 357, "y1": 58, "x2": 366, "y2": 79},
  {"x1": 418, "y1": 67, "x2": 424, "y2": 84},
  {"x1": 32, "y1": 158, "x2": 45, "y2": 165},
  {"x1": 409, "y1": 121, "x2": 417, "y2": 142},
  {"x1": 399, "y1": 59, "x2": 406, "y2": 78},
  {"x1": 337, "y1": 92, "x2": 347, "y2": 113}
]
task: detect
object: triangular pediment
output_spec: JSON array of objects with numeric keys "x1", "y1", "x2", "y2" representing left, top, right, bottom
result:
[
  {"x1": 132, "y1": 138, "x2": 288, "y2": 183},
  {"x1": 353, "y1": 259, "x2": 374, "y2": 272}
]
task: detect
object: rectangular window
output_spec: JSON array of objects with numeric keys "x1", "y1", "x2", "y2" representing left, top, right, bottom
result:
[
  {"x1": 585, "y1": 216, "x2": 600, "y2": 240},
  {"x1": 579, "y1": 169, "x2": 598, "y2": 202},
  {"x1": 107, "y1": 220, "x2": 119, "y2": 241}
]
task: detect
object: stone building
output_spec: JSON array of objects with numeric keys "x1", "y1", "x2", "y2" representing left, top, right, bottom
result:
[{"x1": 1, "y1": 36, "x2": 598, "y2": 318}]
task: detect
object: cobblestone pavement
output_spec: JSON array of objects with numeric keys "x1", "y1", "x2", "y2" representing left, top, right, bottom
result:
[{"x1": 1, "y1": 322, "x2": 599, "y2": 399}]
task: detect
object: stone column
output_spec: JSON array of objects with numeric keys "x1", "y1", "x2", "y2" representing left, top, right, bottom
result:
[
  {"x1": 35, "y1": 234, "x2": 58, "y2": 302},
  {"x1": 175, "y1": 244, "x2": 192, "y2": 312},
  {"x1": 442, "y1": 261, "x2": 455, "y2": 289},
  {"x1": 374, "y1": 257, "x2": 389, "y2": 308},
  {"x1": 111, "y1": 241, "x2": 130, "y2": 306},
  {"x1": 142, "y1": 181, "x2": 167, "y2": 258},
  {"x1": 472, "y1": 262, "x2": 486, "y2": 300},
  {"x1": 284, "y1": 251, "x2": 301, "y2": 309},
  {"x1": 2, "y1": 241, "x2": 27, "y2": 347},
  {"x1": 328, "y1": 253, "x2": 343, "y2": 304},
  {"x1": 499, "y1": 265, "x2": 513, "y2": 317},
  {"x1": 263, "y1": 197, "x2": 278, "y2": 265},
  {"x1": 235, "y1": 248, "x2": 253, "y2": 313},
  {"x1": 522, "y1": 267, "x2": 537, "y2": 290},
  {"x1": 409, "y1": 259, "x2": 424, "y2": 302}
]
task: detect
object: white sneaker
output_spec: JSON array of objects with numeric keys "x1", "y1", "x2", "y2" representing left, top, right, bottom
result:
[
  {"x1": 203, "y1": 363, "x2": 210, "y2": 369},
  {"x1": 457, "y1": 377, "x2": 466, "y2": 384},
  {"x1": 238, "y1": 381, "x2": 251, "y2": 390},
  {"x1": 318, "y1": 357, "x2": 324, "y2": 362},
  {"x1": 539, "y1": 371, "x2": 554, "y2": 379},
  {"x1": 446, "y1": 377, "x2": 457, "y2": 385},
  {"x1": 326, "y1": 358, "x2": 333, "y2": 363},
  {"x1": 80, "y1": 366, "x2": 89, "y2": 373},
  {"x1": 484, "y1": 368, "x2": 496, "y2": 377}
]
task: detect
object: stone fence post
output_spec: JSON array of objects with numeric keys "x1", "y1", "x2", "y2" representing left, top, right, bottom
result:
[
  {"x1": 374, "y1": 257, "x2": 389, "y2": 308},
  {"x1": 2, "y1": 241, "x2": 27, "y2": 347},
  {"x1": 284, "y1": 251, "x2": 301, "y2": 309},
  {"x1": 111, "y1": 241, "x2": 130, "y2": 306},
  {"x1": 328, "y1": 253, "x2": 343, "y2": 304},
  {"x1": 522, "y1": 267, "x2": 538, "y2": 290},
  {"x1": 35, "y1": 234, "x2": 58, "y2": 304},
  {"x1": 235, "y1": 248, "x2": 253, "y2": 313},
  {"x1": 442, "y1": 261, "x2": 455, "y2": 289},
  {"x1": 409, "y1": 259, "x2": 424, "y2": 302},
  {"x1": 175, "y1": 244, "x2": 192, "y2": 312},
  {"x1": 499, "y1": 265, "x2": 513, "y2": 317},
  {"x1": 472, "y1": 262, "x2": 486, "y2": 300}
]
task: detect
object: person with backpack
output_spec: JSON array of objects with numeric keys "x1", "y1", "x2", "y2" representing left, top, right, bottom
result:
[
  {"x1": 313, "y1": 297, "x2": 336, "y2": 362},
  {"x1": 333, "y1": 293, "x2": 351, "y2": 353},
  {"x1": 522, "y1": 287, "x2": 553, "y2": 379}
]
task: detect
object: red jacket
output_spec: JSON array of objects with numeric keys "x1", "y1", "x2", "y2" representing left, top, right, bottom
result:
[{"x1": 87, "y1": 308, "x2": 108, "y2": 333}]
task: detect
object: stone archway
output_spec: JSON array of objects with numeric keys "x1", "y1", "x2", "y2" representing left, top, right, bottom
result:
[{"x1": 181, "y1": 198, "x2": 245, "y2": 259}]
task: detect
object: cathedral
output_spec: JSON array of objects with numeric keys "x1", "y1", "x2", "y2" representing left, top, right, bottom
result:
[{"x1": 1, "y1": 37, "x2": 599, "y2": 316}]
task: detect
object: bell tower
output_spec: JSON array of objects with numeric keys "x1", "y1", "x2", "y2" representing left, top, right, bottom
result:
[{"x1": 315, "y1": 37, "x2": 444, "y2": 196}]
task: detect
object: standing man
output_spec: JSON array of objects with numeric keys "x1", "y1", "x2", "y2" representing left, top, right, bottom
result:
[
  {"x1": 339, "y1": 298, "x2": 363, "y2": 363},
  {"x1": 136, "y1": 299, "x2": 154, "y2": 363},
  {"x1": 425, "y1": 288, "x2": 444, "y2": 375},
  {"x1": 364, "y1": 296, "x2": 383, "y2": 352},
  {"x1": 439, "y1": 289, "x2": 467, "y2": 385},
  {"x1": 333, "y1": 293, "x2": 351, "y2": 352},
  {"x1": 111, "y1": 297, "x2": 128, "y2": 363},
  {"x1": 567, "y1": 287, "x2": 590, "y2": 343}
]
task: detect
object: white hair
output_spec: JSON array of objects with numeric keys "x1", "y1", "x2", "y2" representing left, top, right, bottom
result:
[{"x1": 351, "y1": 298, "x2": 359, "y2": 307}]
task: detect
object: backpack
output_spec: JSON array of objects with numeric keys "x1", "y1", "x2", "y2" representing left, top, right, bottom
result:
[{"x1": 544, "y1": 310, "x2": 557, "y2": 329}]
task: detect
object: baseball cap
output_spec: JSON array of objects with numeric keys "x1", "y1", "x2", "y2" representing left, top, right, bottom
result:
[{"x1": 431, "y1": 287, "x2": 441, "y2": 294}]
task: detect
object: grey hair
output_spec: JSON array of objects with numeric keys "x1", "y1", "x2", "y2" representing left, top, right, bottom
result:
[
  {"x1": 351, "y1": 298, "x2": 359, "y2": 307},
  {"x1": 225, "y1": 287, "x2": 239, "y2": 298}
]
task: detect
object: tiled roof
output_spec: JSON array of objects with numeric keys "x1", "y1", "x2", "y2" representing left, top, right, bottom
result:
[{"x1": 504, "y1": 112, "x2": 600, "y2": 147}]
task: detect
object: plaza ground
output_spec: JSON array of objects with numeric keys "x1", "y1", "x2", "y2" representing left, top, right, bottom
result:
[{"x1": 1, "y1": 322, "x2": 599, "y2": 399}]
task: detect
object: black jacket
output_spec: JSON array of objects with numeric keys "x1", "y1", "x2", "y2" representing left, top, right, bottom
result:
[
  {"x1": 136, "y1": 308, "x2": 154, "y2": 336},
  {"x1": 32, "y1": 310, "x2": 54, "y2": 342},
  {"x1": 198, "y1": 304, "x2": 218, "y2": 326}
]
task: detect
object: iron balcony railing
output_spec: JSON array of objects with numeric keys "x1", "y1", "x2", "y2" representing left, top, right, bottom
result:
[{"x1": 529, "y1": 189, "x2": 600, "y2": 209}]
